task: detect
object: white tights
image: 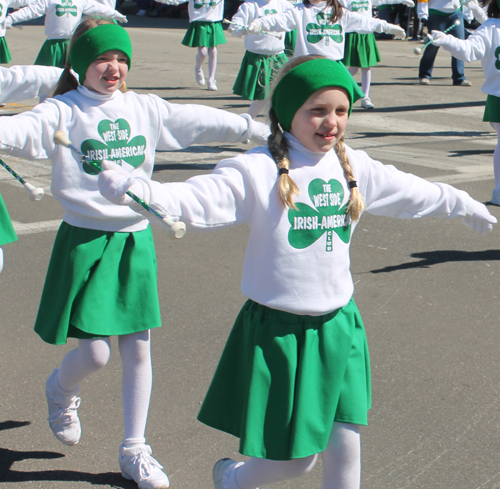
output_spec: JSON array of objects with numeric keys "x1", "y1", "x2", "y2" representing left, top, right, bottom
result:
[
  {"x1": 225, "y1": 422, "x2": 361, "y2": 489},
  {"x1": 348, "y1": 67, "x2": 372, "y2": 99},
  {"x1": 0, "y1": 247, "x2": 3, "y2": 274},
  {"x1": 490, "y1": 122, "x2": 500, "y2": 191},
  {"x1": 56, "y1": 330, "x2": 152, "y2": 445},
  {"x1": 196, "y1": 46, "x2": 218, "y2": 81}
]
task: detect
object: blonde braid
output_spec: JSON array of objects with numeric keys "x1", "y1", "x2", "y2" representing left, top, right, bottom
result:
[
  {"x1": 268, "y1": 108, "x2": 300, "y2": 209},
  {"x1": 335, "y1": 135, "x2": 364, "y2": 222}
]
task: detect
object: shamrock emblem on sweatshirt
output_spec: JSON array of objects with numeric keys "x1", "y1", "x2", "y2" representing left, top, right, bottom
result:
[
  {"x1": 194, "y1": 0, "x2": 217, "y2": 9},
  {"x1": 287, "y1": 178, "x2": 351, "y2": 251},
  {"x1": 80, "y1": 119, "x2": 147, "y2": 175},
  {"x1": 56, "y1": 0, "x2": 78, "y2": 16},
  {"x1": 0, "y1": 5, "x2": 3, "y2": 18},
  {"x1": 264, "y1": 8, "x2": 277, "y2": 14},
  {"x1": 350, "y1": 0, "x2": 369, "y2": 12},
  {"x1": 495, "y1": 46, "x2": 500, "y2": 70},
  {"x1": 306, "y1": 12, "x2": 342, "y2": 45}
]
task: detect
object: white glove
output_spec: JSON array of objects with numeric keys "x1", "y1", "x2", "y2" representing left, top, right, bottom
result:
[
  {"x1": 98, "y1": 160, "x2": 142, "y2": 206},
  {"x1": 116, "y1": 14, "x2": 128, "y2": 23},
  {"x1": 247, "y1": 20, "x2": 262, "y2": 34},
  {"x1": 462, "y1": 201, "x2": 497, "y2": 234},
  {"x1": 401, "y1": 0, "x2": 415, "y2": 7},
  {"x1": 386, "y1": 24, "x2": 406, "y2": 40},
  {"x1": 429, "y1": 30, "x2": 449, "y2": 46},
  {"x1": 3, "y1": 16, "x2": 13, "y2": 29},
  {"x1": 240, "y1": 113, "x2": 270, "y2": 143},
  {"x1": 228, "y1": 24, "x2": 248, "y2": 37}
]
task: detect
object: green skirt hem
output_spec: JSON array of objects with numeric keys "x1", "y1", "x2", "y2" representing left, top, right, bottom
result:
[
  {"x1": 342, "y1": 32, "x2": 381, "y2": 68},
  {"x1": 182, "y1": 21, "x2": 226, "y2": 48},
  {"x1": 0, "y1": 37, "x2": 12, "y2": 64},
  {"x1": 198, "y1": 298, "x2": 371, "y2": 460},
  {"x1": 34, "y1": 39, "x2": 70, "y2": 68},
  {"x1": 0, "y1": 194, "x2": 17, "y2": 245},
  {"x1": 484, "y1": 95, "x2": 500, "y2": 122}
]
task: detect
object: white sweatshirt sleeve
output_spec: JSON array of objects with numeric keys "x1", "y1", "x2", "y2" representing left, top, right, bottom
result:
[
  {"x1": 9, "y1": 0, "x2": 34, "y2": 9},
  {"x1": 0, "y1": 65, "x2": 63, "y2": 103},
  {"x1": 254, "y1": 7, "x2": 298, "y2": 32},
  {"x1": 350, "y1": 147, "x2": 476, "y2": 219},
  {"x1": 7, "y1": 0, "x2": 47, "y2": 25},
  {"x1": 230, "y1": 2, "x2": 254, "y2": 35},
  {"x1": 136, "y1": 158, "x2": 255, "y2": 230},
  {"x1": 152, "y1": 96, "x2": 268, "y2": 149},
  {"x1": 81, "y1": 0, "x2": 126, "y2": 20},
  {"x1": 437, "y1": 29, "x2": 487, "y2": 62},
  {"x1": 343, "y1": 9, "x2": 389, "y2": 33}
]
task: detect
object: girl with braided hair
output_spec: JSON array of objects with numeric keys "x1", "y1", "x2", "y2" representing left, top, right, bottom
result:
[{"x1": 96, "y1": 55, "x2": 496, "y2": 489}]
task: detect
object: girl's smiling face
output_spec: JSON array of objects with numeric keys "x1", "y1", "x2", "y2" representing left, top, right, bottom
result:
[
  {"x1": 83, "y1": 50, "x2": 128, "y2": 95},
  {"x1": 290, "y1": 87, "x2": 349, "y2": 153}
]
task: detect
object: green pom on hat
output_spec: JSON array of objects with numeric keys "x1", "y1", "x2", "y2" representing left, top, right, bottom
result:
[{"x1": 271, "y1": 58, "x2": 364, "y2": 132}]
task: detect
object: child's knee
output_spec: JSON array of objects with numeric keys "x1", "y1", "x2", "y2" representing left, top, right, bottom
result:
[
  {"x1": 79, "y1": 339, "x2": 111, "y2": 370},
  {"x1": 281, "y1": 455, "x2": 318, "y2": 479}
]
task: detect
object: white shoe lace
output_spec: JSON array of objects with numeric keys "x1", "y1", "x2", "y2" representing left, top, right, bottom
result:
[
  {"x1": 47, "y1": 396, "x2": 81, "y2": 426},
  {"x1": 127, "y1": 446, "x2": 164, "y2": 481}
]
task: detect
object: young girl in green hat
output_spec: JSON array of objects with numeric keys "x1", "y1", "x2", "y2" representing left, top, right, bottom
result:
[
  {"x1": 0, "y1": 17, "x2": 268, "y2": 489},
  {"x1": 96, "y1": 55, "x2": 495, "y2": 489}
]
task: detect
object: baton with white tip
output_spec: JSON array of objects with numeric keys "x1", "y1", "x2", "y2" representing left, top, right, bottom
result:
[
  {"x1": 0, "y1": 158, "x2": 45, "y2": 201},
  {"x1": 53, "y1": 131, "x2": 186, "y2": 239},
  {"x1": 413, "y1": 19, "x2": 460, "y2": 55}
]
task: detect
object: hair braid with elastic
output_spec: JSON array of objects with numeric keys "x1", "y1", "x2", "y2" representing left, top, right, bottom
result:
[
  {"x1": 335, "y1": 135, "x2": 364, "y2": 222},
  {"x1": 268, "y1": 108, "x2": 300, "y2": 209}
]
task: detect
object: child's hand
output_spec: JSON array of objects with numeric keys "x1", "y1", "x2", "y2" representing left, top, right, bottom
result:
[
  {"x1": 98, "y1": 160, "x2": 136, "y2": 205},
  {"x1": 2, "y1": 17, "x2": 12, "y2": 29},
  {"x1": 462, "y1": 201, "x2": 497, "y2": 234},
  {"x1": 386, "y1": 24, "x2": 406, "y2": 40},
  {"x1": 248, "y1": 21, "x2": 262, "y2": 34},
  {"x1": 240, "y1": 113, "x2": 271, "y2": 143},
  {"x1": 116, "y1": 14, "x2": 128, "y2": 23},
  {"x1": 429, "y1": 30, "x2": 449, "y2": 46}
]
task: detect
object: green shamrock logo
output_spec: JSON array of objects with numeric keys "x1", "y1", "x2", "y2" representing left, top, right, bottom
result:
[
  {"x1": 0, "y1": 5, "x2": 4, "y2": 17},
  {"x1": 194, "y1": 0, "x2": 217, "y2": 9},
  {"x1": 56, "y1": 0, "x2": 77, "y2": 16},
  {"x1": 264, "y1": 8, "x2": 277, "y2": 14},
  {"x1": 350, "y1": 0, "x2": 369, "y2": 11},
  {"x1": 495, "y1": 46, "x2": 500, "y2": 70},
  {"x1": 306, "y1": 13, "x2": 342, "y2": 45},
  {"x1": 80, "y1": 119, "x2": 147, "y2": 175},
  {"x1": 287, "y1": 178, "x2": 351, "y2": 251}
]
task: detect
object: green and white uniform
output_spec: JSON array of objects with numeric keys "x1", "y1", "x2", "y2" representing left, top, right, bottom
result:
[
  {"x1": 0, "y1": 86, "x2": 263, "y2": 344},
  {"x1": 230, "y1": 0, "x2": 292, "y2": 100},
  {"x1": 130, "y1": 133, "x2": 480, "y2": 460},
  {"x1": 251, "y1": 1, "x2": 390, "y2": 59},
  {"x1": 6, "y1": 0, "x2": 126, "y2": 67},
  {"x1": 0, "y1": 193, "x2": 17, "y2": 247},
  {"x1": 181, "y1": 0, "x2": 226, "y2": 48}
]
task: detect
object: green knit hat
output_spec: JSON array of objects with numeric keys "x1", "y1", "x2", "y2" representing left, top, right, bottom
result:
[
  {"x1": 271, "y1": 58, "x2": 364, "y2": 132},
  {"x1": 69, "y1": 23, "x2": 132, "y2": 83}
]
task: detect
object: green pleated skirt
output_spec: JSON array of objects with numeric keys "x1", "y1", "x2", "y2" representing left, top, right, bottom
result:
[
  {"x1": 342, "y1": 32, "x2": 381, "y2": 68},
  {"x1": 0, "y1": 37, "x2": 12, "y2": 64},
  {"x1": 198, "y1": 298, "x2": 371, "y2": 460},
  {"x1": 0, "y1": 193, "x2": 17, "y2": 246},
  {"x1": 181, "y1": 21, "x2": 226, "y2": 48},
  {"x1": 34, "y1": 39, "x2": 70, "y2": 68},
  {"x1": 233, "y1": 50, "x2": 288, "y2": 101},
  {"x1": 484, "y1": 95, "x2": 500, "y2": 122},
  {"x1": 34, "y1": 222, "x2": 161, "y2": 345}
]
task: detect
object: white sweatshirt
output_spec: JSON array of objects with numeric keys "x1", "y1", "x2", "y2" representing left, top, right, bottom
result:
[
  {"x1": 0, "y1": 86, "x2": 265, "y2": 232},
  {"x1": 7, "y1": 0, "x2": 126, "y2": 39},
  {"x1": 438, "y1": 18, "x2": 500, "y2": 96},
  {"x1": 187, "y1": 0, "x2": 224, "y2": 22},
  {"x1": 417, "y1": 0, "x2": 460, "y2": 20},
  {"x1": 0, "y1": 0, "x2": 31, "y2": 37},
  {"x1": 0, "y1": 65, "x2": 67, "y2": 102},
  {"x1": 138, "y1": 134, "x2": 477, "y2": 316},
  {"x1": 230, "y1": 0, "x2": 292, "y2": 54},
  {"x1": 253, "y1": 2, "x2": 389, "y2": 59},
  {"x1": 340, "y1": 0, "x2": 412, "y2": 18}
]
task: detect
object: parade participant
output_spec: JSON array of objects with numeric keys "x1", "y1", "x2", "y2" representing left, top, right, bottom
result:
[
  {"x1": 429, "y1": 0, "x2": 500, "y2": 204},
  {"x1": 0, "y1": 18, "x2": 269, "y2": 489},
  {"x1": 246, "y1": 0, "x2": 407, "y2": 61},
  {"x1": 96, "y1": 55, "x2": 496, "y2": 489},
  {"x1": 340, "y1": 0, "x2": 414, "y2": 109},
  {"x1": 3, "y1": 0, "x2": 127, "y2": 68},
  {"x1": 228, "y1": 0, "x2": 292, "y2": 117}
]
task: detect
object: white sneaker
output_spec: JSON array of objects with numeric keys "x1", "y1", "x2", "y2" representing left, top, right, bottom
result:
[
  {"x1": 119, "y1": 444, "x2": 170, "y2": 489},
  {"x1": 208, "y1": 79, "x2": 218, "y2": 91},
  {"x1": 491, "y1": 189, "x2": 500, "y2": 206},
  {"x1": 419, "y1": 77, "x2": 430, "y2": 85},
  {"x1": 195, "y1": 68, "x2": 205, "y2": 86},
  {"x1": 360, "y1": 97, "x2": 374, "y2": 109},
  {"x1": 45, "y1": 369, "x2": 81, "y2": 446},
  {"x1": 137, "y1": 9, "x2": 147, "y2": 15},
  {"x1": 213, "y1": 458, "x2": 244, "y2": 489}
]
